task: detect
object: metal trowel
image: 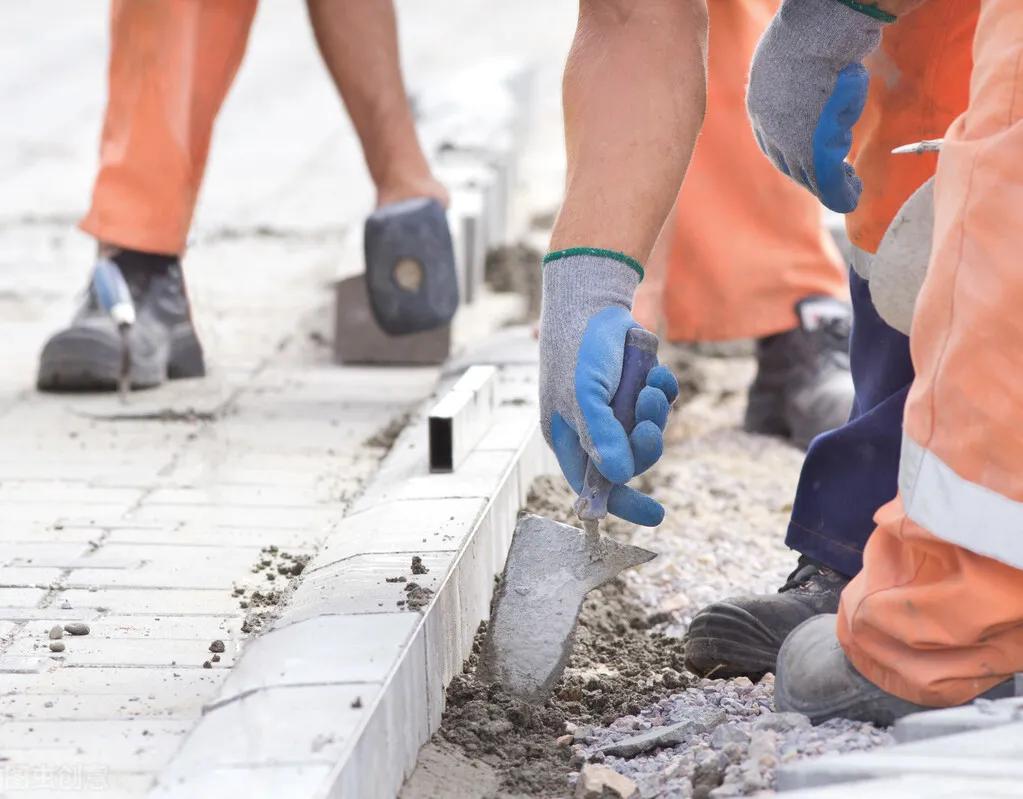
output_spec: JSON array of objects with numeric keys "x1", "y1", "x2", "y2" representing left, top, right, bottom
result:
[{"x1": 480, "y1": 327, "x2": 660, "y2": 702}]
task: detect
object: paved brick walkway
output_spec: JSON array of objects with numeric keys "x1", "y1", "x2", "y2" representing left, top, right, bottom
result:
[{"x1": 0, "y1": 3, "x2": 574, "y2": 795}]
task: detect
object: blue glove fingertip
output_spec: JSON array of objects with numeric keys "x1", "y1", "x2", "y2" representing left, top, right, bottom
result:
[
  {"x1": 635, "y1": 386, "x2": 670, "y2": 431},
  {"x1": 608, "y1": 484, "x2": 665, "y2": 527},
  {"x1": 646, "y1": 365, "x2": 679, "y2": 404},
  {"x1": 630, "y1": 420, "x2": 663, "y2": 476}
]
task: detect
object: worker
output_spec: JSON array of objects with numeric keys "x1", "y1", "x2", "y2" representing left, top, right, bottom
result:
[
  {"x1": 37, "y1": 0, "x2": 449, "y2": 392},
  {"x1": 539, "y1": 0, "x2": 704, "y2": 527},
  {"x1": 688, "y1": 0, "x2": 1023, "y2": 724},
  {"x1": 634, "y1": 0, "x2": 853, "y2": 451}
]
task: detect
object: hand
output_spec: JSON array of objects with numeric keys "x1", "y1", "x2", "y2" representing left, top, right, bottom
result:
[
  {"x1": 746, "y1": 0, "x2": 890, "y2": 213},
  {"x1": 539, "y1": 252, "x2": 679, "y2": 526}
]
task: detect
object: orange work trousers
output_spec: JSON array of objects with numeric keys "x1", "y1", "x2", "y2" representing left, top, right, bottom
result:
[
  {"x1": 635, "y1": 0, "x2": 846, "y2": 343},
  {"x1": 79, "y1": 0, "x2": 258, "y2": 255},
  {"x1": 837, "y1": 0, "x2": 1023, "y2": 707}
]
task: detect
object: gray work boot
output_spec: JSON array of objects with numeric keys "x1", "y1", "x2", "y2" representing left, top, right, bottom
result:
[
  {"x1": 37, "y1": 250, "x2": 205, "y2": 392},
  {"x1": 745, "y1": 296, "x2": 853, "y2": 449},
  {"x1": 775, "y1": 615, "x2": 1015, "y2": 725},
  {"x1": 683, "y1": 555, "x2": 849, "y2": 681}
]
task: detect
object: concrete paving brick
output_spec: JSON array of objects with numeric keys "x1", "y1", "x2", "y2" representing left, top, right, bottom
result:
[
  {"x1": 64, "y1": 545, "x2": 258, "y2": 590},
  {"x1": 360, "y1": 447, "x2": 519, "y2": 506},
  {"x1": 128, "y1": 502, "x2": 337, "y2": 531},
  {"x1": 0, "y1": 567, "x2": 64, "y2": 587},
  {"x1": 51, "y1": 615, "x2": 241, "y2": 641},
  {"x1": 0, "y1": 587, "x2": 47, "y2": 607},
  {"x1": 3, "y1": 541, "x2": 93, "y2": 567},
  {"x1": 0, "y1": 691, "x2": 206, "y2": 722},
  {"x1": 334, "y1": 274, "x2": 451, "y2": 366},
  {"x1": 104, "y1": 524, "x2": 322, "y2": 550},
  {"x1": 476, "y1": 407, "x2": 537, "y2": 451},
  {"x1": 0, "y1": 665, "x2": 226, "y2": 697},
  {"x1": 173, "y1": 685, "x2": 369, "y2": 768},
  {"x1": 337, "y1": 620, "x2": 431, "y2": 799},
  {"x1": 51, "y1": 588, "x2": 242, "y2": 616},
  {"x1": 894, "y1": 697, "x2": 1023, "y2": 743},
  {"x1": 0, "y1": 607, "x2": 98, "y2": 624},
  {"x1": 152, "y1": 763, "x2": 330, "y2": 799},
  {"x1": 0, "y1": 522, "x2": 102, "y2": 543},
  {"x1": 0, "y1": 483, "x2": 143, "y2": 506},
  {"x1": 4, "y1": 634, "x2": 239, "y2": 669},
  {"x1": 0, "y1": 720, "x2": 191, "y2": 770},
  {"x1": 223, "y1": 614, "x2": 419, "y2": 701},
  {"x1": 145, "y1": 483, "x2": 328, "y2": 507},
  {"x1": 290, "y1": 552, "x2": 454, "y2": 619},
  {"x1": 3, "y1": 504, "x2": 135, "y2": 525},
  {"x1": 310, "y1": 496, "x2": 486, "y2": 569},
  {"x1": 0, "y1": 656, "x2": 51, "y2": 674}
]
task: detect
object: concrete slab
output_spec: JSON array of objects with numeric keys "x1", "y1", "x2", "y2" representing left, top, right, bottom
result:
[
  {"x1": 334, "y1": 273, "x2": 451, "y2": 367},
  {"x1": 298, "y1": 551, "x2": 452, "y2": 614},
  {"x1": 779, "y1": 774, "x2": 1023, "y2": 798},
  {"x1": 309, "y1": 496, "x2": 486, "y2": 567},
  {"x1": 778, "y1": 722, "x2": 1023, "y2": 791},
  {"x1": 895, "y1": 697, "x2": 1023, "y2": 743},
  {"x1": 218, "y1": 614, "x2": 417, "y2": 700}
]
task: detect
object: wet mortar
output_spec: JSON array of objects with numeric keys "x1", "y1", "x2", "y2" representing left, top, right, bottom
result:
[{"x1": 403, "y1": 346, "x2": 893, "y2": 798}]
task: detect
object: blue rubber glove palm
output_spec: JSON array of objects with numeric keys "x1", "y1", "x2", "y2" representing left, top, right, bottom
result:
[
  {"x1": 539, "y1": 251, "x2": 679, "y2": 527},
  {"x1": 746, "y1": 0, "x2": 892, "y2": 213}
]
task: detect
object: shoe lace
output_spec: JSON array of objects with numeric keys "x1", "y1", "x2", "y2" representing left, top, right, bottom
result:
[
  {"x1": 779, "y1": 554, "x2": 833, "y2": 593},
  {"x1": 809, "y1": 313, "x2": 851, "y2": 370}
]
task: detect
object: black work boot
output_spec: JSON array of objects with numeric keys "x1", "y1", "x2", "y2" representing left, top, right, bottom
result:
[
  {"x1": 683, "y1": 555, "x2": 850, "y2": 681},
  {"x1": 745, "y1": 296, "x2": 854, "y2": 449},
  {"x1": 776, "y1": 615, "x2": 1016, "y2": 725},
  {"x1": 37, "y1": 249, "x2": 205, "y2": 392}
]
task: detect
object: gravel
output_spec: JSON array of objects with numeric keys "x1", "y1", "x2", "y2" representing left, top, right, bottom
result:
[{"x1": 576, "y1": 675, "x2": 891, "y2": 797}]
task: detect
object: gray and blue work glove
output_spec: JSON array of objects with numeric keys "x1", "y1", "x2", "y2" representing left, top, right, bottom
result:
[
  {"x1": 539, "y1": 248, "x2": 679, "y2": 527},
  {"x1": 747, "y1": 0, "x2": 895, "y2": 213}
]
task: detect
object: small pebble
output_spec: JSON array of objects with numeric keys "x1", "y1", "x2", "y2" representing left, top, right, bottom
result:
[
  {"x1": 48, "y1": 625, "x2": 63, "y2": 640},
  {"x1": 211, "y1": 654, "x2": 221, "y2": 663},
  {"x1": 49, "y1": 641, "x2": 65, "y2": 653},
  {"x1": 202, "y1": 660, "x2": 212, "y2": 669},
  {"x1": 209, "y1": 640, "x2": 225, "y2": 653},
  {"x1": 64, "y1": 622, "x2": 90, "y2": 636}
]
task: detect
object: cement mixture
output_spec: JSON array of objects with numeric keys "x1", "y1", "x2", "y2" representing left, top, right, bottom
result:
[{"x1": 402, "y1": 346, "x2": 892, "y2": 799}]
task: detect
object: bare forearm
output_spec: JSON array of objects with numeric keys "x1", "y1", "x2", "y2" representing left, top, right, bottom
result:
[{"x1": 551, "y1": 0, "x2": 708, "y2": 264}]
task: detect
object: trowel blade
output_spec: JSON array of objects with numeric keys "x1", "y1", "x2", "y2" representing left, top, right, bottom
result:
[{"x1": 479, "y1": 513, "x2": 656, "y2": 703}]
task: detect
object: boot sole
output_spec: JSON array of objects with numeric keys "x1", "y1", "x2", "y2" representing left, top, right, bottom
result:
[
  {"x1": 684, "y1": 603, "x2": 790, "y2": 681},
  {"x1": 37, "y1": 323, "x2": 205, "y2": 392}
]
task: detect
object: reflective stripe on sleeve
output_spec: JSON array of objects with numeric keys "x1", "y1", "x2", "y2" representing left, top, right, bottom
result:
[{"x1": 900, "y1": 435, "x2": 1023, "y2": 569}]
